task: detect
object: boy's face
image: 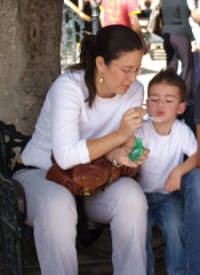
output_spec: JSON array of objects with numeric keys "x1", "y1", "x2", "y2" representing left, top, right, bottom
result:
[{"x1": 147, "y1": 82, "x2": 186, "y2": 124}]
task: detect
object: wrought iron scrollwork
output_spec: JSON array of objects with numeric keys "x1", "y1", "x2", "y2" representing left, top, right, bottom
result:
[
  {"x1": 0, "y1": 121, "x2": 30, "y2": 274},
  {"x1": 0, "y1": 121, "x2": 30, "y2": 178},
  {"x1": 0, "y1": 177, "x2": 25, "y2": 275}
]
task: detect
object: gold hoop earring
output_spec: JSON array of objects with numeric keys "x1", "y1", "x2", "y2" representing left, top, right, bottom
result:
[{"x1": 99, "y1": 76, "x2": 104, "y2": 84}]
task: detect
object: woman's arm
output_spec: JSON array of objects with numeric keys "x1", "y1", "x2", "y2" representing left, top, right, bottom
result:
[
  {"x1": 191, "y1": 8, "x2": 200, "y2": 23},
  {"x1": 180, "y1": 2, "x2": 195, "y2": 41},
  {"x1": 87, "y1": 107, "x2": 146, "y2": 160},
  {"x1": 51, "y1": 74, "x2": 145, "y2": 169}
]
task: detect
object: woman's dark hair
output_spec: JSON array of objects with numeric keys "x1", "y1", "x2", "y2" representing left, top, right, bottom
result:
[
  {"x1": 70, "y1": 25, "x2": 143, "y2": 107},
  {"x1": 148, "y1": 68, "x2": 186, "y2": 102}
]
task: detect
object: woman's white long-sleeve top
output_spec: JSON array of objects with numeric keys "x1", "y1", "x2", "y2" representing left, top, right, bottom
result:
[{"x1": 21, "y1": 70, "x2": 144, "y2": 170}]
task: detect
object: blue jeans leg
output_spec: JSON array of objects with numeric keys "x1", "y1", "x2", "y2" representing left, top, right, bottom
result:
[
  {"x1": 181, "y1": 168, "x2": 200, "y2": 275},
  {"x1": 146, "y1": 192, "x2": 185, "y2": 275}
]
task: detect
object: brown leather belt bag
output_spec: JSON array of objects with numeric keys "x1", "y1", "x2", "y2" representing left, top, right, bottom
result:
[{"x1": 46, "y1": 156, "x2": 137, "y2": 196}]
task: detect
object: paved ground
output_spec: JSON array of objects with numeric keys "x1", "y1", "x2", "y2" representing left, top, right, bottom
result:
[
  {"x1": 0, "y1": 227, "x2": 166, "y2": 275},
  {"x1": 0, "y1": 52, "x2": 167, "y2": 275}
]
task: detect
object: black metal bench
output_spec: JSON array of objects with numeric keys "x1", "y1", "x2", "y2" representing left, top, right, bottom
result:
[
  {"x1": 0, "y1": 120, "x2": 105, "y2": 275},
  {"x1": 0, "y1": 121, "x2": 30, "y2": 274}
]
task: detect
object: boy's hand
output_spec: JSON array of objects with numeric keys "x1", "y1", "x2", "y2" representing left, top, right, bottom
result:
[{"x1": 165, "y1": 168, "x2": 182, "y2": 193}]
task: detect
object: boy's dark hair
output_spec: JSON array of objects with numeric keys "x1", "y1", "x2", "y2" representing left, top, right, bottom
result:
[{"x1": 148, "y1": 68, "x2": 186, "y2": 102}]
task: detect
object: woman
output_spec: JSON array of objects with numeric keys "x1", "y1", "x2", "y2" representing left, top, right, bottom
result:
[
  {"x1": 161, "y1": 0, "x2": 195, "y2": 103},
  {"x1": 187, "y1": 0, "x2": 200, "y2": 96},
  {"x1": 13, "y1": 25, "x2": 148, "y2": 275}
]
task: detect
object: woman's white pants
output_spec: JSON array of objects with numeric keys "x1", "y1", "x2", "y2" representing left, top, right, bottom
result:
[{"x1": 13, "y1": 168, "x2": 148, "y2": 275}]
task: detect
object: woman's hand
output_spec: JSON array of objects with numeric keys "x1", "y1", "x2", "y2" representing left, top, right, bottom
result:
[
  {"x1": 107, "y1": 144, "x2": 150, "y2": 168},
  {"x1": 117, "y1": 107, "x2": 146, "y2": 142}
]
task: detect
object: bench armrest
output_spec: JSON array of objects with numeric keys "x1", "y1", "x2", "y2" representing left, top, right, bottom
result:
[{"x1": 0, "y1": 173, "x2": 26, "y2": 234}]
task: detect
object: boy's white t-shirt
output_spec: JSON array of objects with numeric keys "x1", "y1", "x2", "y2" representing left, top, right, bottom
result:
[{"x1": 135, "y1": 119, "x2": 197, "y2": 193}]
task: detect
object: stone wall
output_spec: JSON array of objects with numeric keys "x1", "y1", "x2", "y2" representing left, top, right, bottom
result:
[{"x1": 0, "y1": 0, "x2": 63, "y2": 134}]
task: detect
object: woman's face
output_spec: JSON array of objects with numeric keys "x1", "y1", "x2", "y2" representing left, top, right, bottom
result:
[{"x1": 96, "y1": 50, "x2": 143, "y2": 98}]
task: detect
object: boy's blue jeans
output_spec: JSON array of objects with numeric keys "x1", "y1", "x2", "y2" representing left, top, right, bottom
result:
[
  {"x1": 146, "y1": 191, "x2": 185, "y2": 275},
  {"x1": 181, "y1": 168, "x2": 200, "y2": 275}
]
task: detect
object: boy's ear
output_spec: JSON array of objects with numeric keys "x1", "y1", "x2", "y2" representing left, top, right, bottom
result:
[{"x1": 177, "y1": 102, "x2": 187, "y2": 115}]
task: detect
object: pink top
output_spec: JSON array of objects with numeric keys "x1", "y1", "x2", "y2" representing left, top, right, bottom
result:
[{"x1": 100, "y1": 0, "x2": 141, "y2": 28}]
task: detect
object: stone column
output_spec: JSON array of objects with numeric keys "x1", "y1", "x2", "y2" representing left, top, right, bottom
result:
[{"x1": 0, "y1": 0, "x2": 63, "y2": 134}]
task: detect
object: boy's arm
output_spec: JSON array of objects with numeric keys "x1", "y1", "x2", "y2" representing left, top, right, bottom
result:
[
  {"x1": 166, "y1": 152, "x2": 198, "y2": 193},
  {"x1": 197, "y1": 124, "x2": 200, "y2": 167}
]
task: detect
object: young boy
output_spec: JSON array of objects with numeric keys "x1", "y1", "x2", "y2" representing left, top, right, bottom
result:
[{"x1": 135, "y1": 68, "x2": 198, "y2": 275}]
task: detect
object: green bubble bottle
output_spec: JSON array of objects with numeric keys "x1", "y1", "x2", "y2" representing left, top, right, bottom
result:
[{"x1": 128, "y1": 137, "x2": 145, "y2": 162}]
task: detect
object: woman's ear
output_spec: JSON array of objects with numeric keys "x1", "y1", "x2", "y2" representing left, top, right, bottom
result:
[
  {"x1": 177, "y1": 102, "x2": 187, "y2": 115},
  {"x1": 96, "y1": 56, "x2": 105, "y2": 73}
]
